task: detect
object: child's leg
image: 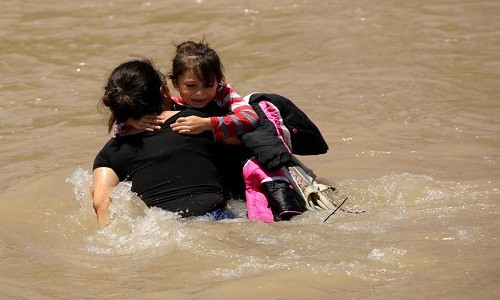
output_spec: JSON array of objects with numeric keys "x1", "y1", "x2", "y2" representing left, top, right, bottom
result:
[
  {"x1": 244, "y1": 158, "x2": 306, "y2": 222},
  {"x1": 261, "y1": 167, "x2": 306, "y2": 221},
  {"x1": 243, "y1": 158, "x2": 275, "y2": 222}
]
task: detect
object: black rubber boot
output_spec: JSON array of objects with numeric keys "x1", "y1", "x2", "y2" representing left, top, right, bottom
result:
[{"x1": 262, "y1": 180, "x2": 306, "y2": 221}]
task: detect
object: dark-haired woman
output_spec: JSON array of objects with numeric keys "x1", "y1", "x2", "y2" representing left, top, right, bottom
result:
[{"x1": 92, "y1": 58, "x2": 230, "y2": 227}]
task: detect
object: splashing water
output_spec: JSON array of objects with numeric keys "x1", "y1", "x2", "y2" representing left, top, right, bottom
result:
[
  {"x1": 60, "y1": 167, "x2": 498, "y2": 298},
  {"x1": 65, "y1": 168, "x2": 191, "y2": 255}
]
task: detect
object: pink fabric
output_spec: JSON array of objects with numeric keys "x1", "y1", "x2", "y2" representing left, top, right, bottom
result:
[
  {"x1": 242, "y1": 100, "x2": 296, "y2": 222},
  {"x1": 258, "y1": 101, "x2": 292, "y2": 152},
  {"x1": 242, "y1": 158, "x2": 274, "y2": 222},
  {"x1": 243, "y1": 158, "x2": 290, "y2": 222}
]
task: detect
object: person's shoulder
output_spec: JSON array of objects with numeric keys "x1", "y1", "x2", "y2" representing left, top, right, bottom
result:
[
  {"x1": 180, "y1": 108, "x2": 208, "y2": 118},
  {"x1": 217, "y1": 82, "x2": 242, "y2": 103},
  {"x1": 94, "y1": 138, "x2": 116, "y2": 164},
  {"x1": 98, "y1": 136, "x2": 130, "y2": 153},
  {"x1": 101, "y1": 137, "x2": 119, "y2": 148},
  {"x1": 219, "y1": 82, "x2": 235, "y2": 91}
]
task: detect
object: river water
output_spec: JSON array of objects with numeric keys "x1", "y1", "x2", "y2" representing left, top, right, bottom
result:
[{"x1": 1, "y1": 0, "x2": 498, "y2": 299}]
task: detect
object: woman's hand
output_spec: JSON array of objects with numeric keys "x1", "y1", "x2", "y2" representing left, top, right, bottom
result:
[
  {"x1": 170, "y1": 116, "x2": 212, "y2": 135},
  {"x1": 129, "y1": 114, "x2": 166, "y2": 132}
]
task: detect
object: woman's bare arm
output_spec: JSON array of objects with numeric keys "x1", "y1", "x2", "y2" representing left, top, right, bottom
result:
[{"x1": 92, "y1": 167, "x2": 120, "y2": 227}]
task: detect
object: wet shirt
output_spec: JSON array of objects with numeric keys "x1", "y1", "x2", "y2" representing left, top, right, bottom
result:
[{"x1": 93, "y1": 109, "x2": 223, "y2": 214}]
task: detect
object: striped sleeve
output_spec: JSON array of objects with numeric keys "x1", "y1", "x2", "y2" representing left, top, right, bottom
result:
[{"x1": 210, "y1": 82, "x2": 259, "y2": 141}]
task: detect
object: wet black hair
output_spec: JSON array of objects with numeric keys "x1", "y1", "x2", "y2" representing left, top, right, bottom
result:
[{"x1": 99, "y1": 58, "x2": 166, "y2": 133}]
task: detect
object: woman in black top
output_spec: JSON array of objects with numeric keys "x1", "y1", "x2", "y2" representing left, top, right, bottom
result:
[{"x1": 92, "y1": 58, "x2": 225, "y2": 227}]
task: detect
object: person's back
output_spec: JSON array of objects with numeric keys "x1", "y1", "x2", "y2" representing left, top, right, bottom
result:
[{"x1": 94, "y1": 109, "x2": 224, "y2": 217}]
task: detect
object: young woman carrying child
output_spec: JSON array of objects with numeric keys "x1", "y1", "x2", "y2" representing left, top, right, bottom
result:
[
  {"x1": 93, "y1": 58, "x2": 235, "y2": 227},
  {"x1": 120, "y1": 40, "x2": 320, "y2": 222}
]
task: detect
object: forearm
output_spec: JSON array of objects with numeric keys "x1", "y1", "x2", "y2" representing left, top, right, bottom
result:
[
  {"x1": 210, "y1": 111, "x2": 259, "y2": 140},
  {"x1": 93, "y1": 202, "x2": 111, "y2": 227},
  {"x1": 213, "y1": 83, "x2": 259, "y2": 140},
  {"x1": 92, "y1": 186, "x2": 111, "y2": 227},
  {"x1": 92, "y1": 167, "x2": 119, "y2": 227}
]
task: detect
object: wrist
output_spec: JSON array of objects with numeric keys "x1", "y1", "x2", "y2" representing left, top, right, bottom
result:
[{"x1": 205, "y1": 117, "x2": 213, "y2": 131}]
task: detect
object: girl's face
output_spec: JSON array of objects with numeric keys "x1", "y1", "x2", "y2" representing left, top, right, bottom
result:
[{"x1": 172, "y1": 68, "x2": 218, "y2": 108}]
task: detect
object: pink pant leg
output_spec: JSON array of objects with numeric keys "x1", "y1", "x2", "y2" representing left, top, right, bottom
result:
[{"x1": 242, "y1": 158, "x2": 277, "y2": 222}]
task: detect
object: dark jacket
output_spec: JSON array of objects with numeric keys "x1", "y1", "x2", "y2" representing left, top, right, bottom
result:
[{"x1": 241, "y1": 93, "x2": 329, "y2": 170}]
